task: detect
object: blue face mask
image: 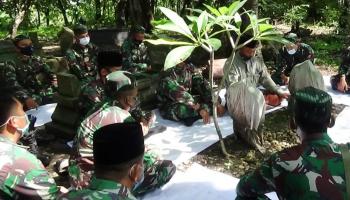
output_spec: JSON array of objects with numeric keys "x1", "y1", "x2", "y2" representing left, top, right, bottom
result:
[{"x1": 19, "y1": 45, "x2": 34, "y2": 56}]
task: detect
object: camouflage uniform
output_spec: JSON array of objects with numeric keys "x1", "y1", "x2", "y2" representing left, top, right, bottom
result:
[
  {"x1": 331, "y1": 62, "x2": 350, "y2": 93},
  {"x1": 236, "y1": 133, "x2": 348, "y2": 200},
  {"x1": 69, "y1": 99, "x2": 176, "y2": 195},
  {"x1": 0, "y1": 57, "x2": 56, "y2": 105},
  {"x1": 0, "y1": 135, "x2": 58, "y2": 199},
  {"x1": 65, "y1": 43, "x2": 98, "y2": 85},
  {"x1": 157, "y1": 63, "x2": 212, "y2": 122},
  {"x1": 79, "y1": 78, "x2": 153, "y2": 122},
  {"x1": 272, "y1": 43, "x2": 315, "y2": 85},
  {"x1": 121, "y1": 38, "x2": 151, "y2": 73},
  {"x1": 58, "y1": 176, "x2": 136, "y2": 200}
]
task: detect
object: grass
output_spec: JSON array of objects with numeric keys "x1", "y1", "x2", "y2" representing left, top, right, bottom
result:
[{"x1": 0, "y1": 26, "x2": 62, "y2": 41}]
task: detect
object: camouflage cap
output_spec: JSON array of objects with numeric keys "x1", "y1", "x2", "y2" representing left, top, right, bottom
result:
[
  {"x1": 106, "y1": 71, "x2": 136, "y2": 92},
  {"x1": 93, "y1": 123, "x2": 145, "y2": 165},
  {"x1": 285, "y1": 33, "x2": 298, "y2": 43},
  {"x1": 130, "y1": 25, "x2": 145, "y2": 34},
  {"x1": 73, "y1": 24, "x2": 88, "y2": 35}
]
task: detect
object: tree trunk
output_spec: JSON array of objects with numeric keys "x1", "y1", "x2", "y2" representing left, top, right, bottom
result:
[
  {"x1": 11, "y1": 0, "x2": 32, "y2": 38},
  {"x1": 57, "y1": 0, "x2": 69, "y2": 25},
  {"x1": 45, "y1": 9, "x2": 50, "y2": 26},
  {"x1": 127, "y1": 0, "x2": 153, "y2": 32},
  {"x1": 36, "y1": 7, "x2": 41, "y2": 27},
  {"x1": 95, "y1": 0, "x2": 102, "y2": 21},
  {"x1": 116, "y1": 0, "x2": 127, "y2": 28}
]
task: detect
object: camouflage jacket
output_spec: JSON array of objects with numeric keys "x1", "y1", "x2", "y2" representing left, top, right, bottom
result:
[
  {"x1": 157, "y1": 63, "x2": 212, "y2": 112},
  {"x1": 69, "y1": 99, "x2": 156, "y2": 188},
  {"x1": 338, "y1": 62, "x2": 350, "y2": 80},
  {"x1": 66, "y1": 43, "x2": 98, "y2": 84},
  {"x1": 0, "y1": 56, "x2": 56, "y2": 104},
  {"x1": 79, "y1": 79, "x2": 151, "y2": 122},
  {"x1": 236, "y1": 133, "x2": 348, "y2": 200},
  {"x1": 0, "y1": 135, "x2": 58, "y2": 200},
  {"x1": 58, "y1": 176, "x2": 136, "y2": 200},
  {"x1": 276, "y1": 43, "x2": 315, "y2": 76},
  {"x1": 121, "y1": 38, "x2": 151, "y2": 72},
  {"x1": 79, "y1": 78, "x2": 105, "y2": 116}
]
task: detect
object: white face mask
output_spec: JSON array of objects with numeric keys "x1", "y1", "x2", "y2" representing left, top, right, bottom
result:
[
  {"x1": 0, "y1": 114, "x2": 30, "y2": 137},
  {"x1": 79, "y1": 36, "x2": 90, "y2": 46},
  {"x1": 287, "y1": 49, "x2": 297, "y2": 55}
]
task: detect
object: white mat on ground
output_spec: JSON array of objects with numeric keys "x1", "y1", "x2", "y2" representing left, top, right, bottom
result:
[
  {"x1": 26, "y1": 103, "x2": 57, "y2": 127},
  {"x1": 323, "y1": 75, "x2": 350, "y2": 106},
  {"x1": 141, "y1": 163, "x2": 278, "y2": 200},
  {"x1": 328, "y1": 106, "x2": 350, "y2": 144},
  {"x1": 146, "y1": 111, "x2": 233, "y2": 166}
]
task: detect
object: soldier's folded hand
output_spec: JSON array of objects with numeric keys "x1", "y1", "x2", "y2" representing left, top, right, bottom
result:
[
  {"x1": 337, "y1": 77, "x2": 348, "y2": 93},
  {"x1": 199, "y1": 109, "x2": 211, "y2": 124}
]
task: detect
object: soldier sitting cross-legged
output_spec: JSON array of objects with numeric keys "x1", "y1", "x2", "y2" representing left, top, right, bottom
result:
[
  {"x1": 69, "y1": 71, "x2": 176, "y2": 196},
  {"x1": 59, "y1": 123, "x2": 146, "y2": 200}
]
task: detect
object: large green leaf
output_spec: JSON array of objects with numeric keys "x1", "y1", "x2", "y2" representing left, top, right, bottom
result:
[
  {"x1": 197, "y1": 11, "x2": 209, "y2": 34},
  {"x1": 164, "y1": 46, "x2": 196, "y2": 70},
  {"x1": 204, "y1": 4, "x2": 221, "y2": 17},
  {"x1": 228, "y1": 0, "x2": 247, "y2": 16},
  {"x1": 156, "y1": 22, "x2": 193, "y2": 39},
  {"x1": 187, "y1": 16, "x2": 198, "y2": 22},
  {"x1": 159, "y1": 7, "x2": 193, "y2": 38},
  {"x1": 258, "y1": 36, "x2": 289, "y2": 44},
  {"x1": 258, "y1": 24, "x2": 274, "y2": 32},
  {"x1": 233, "y1": 13, "x2": 242, "y2": 29},
  {"x1": 146, "y1": 39, "x2": 193, "y2": 46},
  {"x1": 206, "y1": 38, "x2": 222, "y2": 51},
  {"x1": 219, "y1": 6, "x2": 229, "y2": 15}
]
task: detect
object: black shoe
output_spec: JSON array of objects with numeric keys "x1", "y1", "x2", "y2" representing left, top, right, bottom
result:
[{"x1": 182, "y1": 116, "x2": 201, "y2": 127}]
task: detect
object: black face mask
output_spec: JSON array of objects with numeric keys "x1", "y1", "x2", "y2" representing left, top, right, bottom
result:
[
  {"x1": 241, "y1": 55, "x2": 252, "y2": 61},
  {"x1": 19, "y1": 45, "x2": 34, "y2": 56},
  {"x1": 134, "y1": 40, "x2": 143, "y2": 45}
]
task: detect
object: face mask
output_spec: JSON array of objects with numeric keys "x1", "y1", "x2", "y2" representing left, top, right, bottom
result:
[
  {"x1": 287, "y1": 49, "x2": 297, "y2": 55},
  {"x1": 19, "y1": 45, "x2": 34, "y2": 56},
  {"x1": 242, "y1": 55, "x2": 252, "y2": 61},
  {"x1": 0, "y1": 115, "x2": 30, "y2": 137},
  {"x1": 134, "y1": 40, "x2": 143, "y2": 45},
  {"x1": 129, "y1": 96, "x2": 140, "y2": 111},
  {"x1": 79, "y1": 36, "x2": 90, "y2": 46},
  {"x1": 131, "y1": 164, "x2": 145, "y2": 190}
]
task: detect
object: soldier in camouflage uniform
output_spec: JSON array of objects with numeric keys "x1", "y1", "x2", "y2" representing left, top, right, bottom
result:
[
  {"x1": 331, "y1": 47, "x2": 350, "y2": 93},
  {"x1": 0, "y1": 35, "x2": 57, "y2": 110},
  {"x1": 158, "y1": 61, "x2": 225, "y2": 126},
  {"x1": 236, "y1": 87, "x2": 348, "y2": 200},
  {"x1": 65, "y1": 24, "x2": 98, "y2": 86},
  {"x1": 121, "y1": 25, "x2": 151, "y2": 73},
  {"x1": 59, "y1": 123, "x2": 145, "y2": 200},
  {"x1": 69, "y1": 71, "x2": 176, "y2": 196},
  {"x1": 0, "y1": 94, "x2": 60, "y2": 199},
  {"x1": 272, "y1": 33, "x2": 315, "y2": 85},
  {"x1": 80, "y1": 50, "x2": 154, "y2": 125}
]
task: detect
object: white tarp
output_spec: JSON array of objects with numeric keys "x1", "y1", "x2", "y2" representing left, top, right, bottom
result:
[
  {"x1": 26, "y1": 103, "x2": 57, "y2": 127},
  {"x1": 142, "y1": 163, "x2": 278, "y2": 200}
]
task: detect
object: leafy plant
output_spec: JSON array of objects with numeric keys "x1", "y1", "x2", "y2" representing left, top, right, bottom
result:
[
  {"x1": 147, "y1": 1, "x2": 287, "y2": 157},
  {"x1": 283, "y1": 4, "x2": 309, "y2": 25}
]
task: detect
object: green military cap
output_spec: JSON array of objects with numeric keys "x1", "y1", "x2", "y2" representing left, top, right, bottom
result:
[
  {"x1": 13, "y1": 34, "x2": 30, "y2": 46},
  {"x1": 130, "y1": 25, "x2": 145, "y2": 34},
  {"x1": 93, "y1": 123, "x2": 145, "y2": 165},
  {"x1": 73, "y1": 24, "x2": 88, "y2": 35},
  {"x1": 106, "y1": 71, "x2": 136, "y2": 92},
  {"x1": 285, "y1": 33, "x2": 298, "y2": 43}
]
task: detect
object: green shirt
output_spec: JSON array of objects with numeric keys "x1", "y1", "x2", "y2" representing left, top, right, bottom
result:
[
  {"x1": 236, "y1": 133, "x2": 348, "y2": 200},
  {"x1": 59, "y1": 176, "x2": 136, "y2": 200},
  {"x1": 0, "y1": 135, "x2": 58, "y2": 199}
]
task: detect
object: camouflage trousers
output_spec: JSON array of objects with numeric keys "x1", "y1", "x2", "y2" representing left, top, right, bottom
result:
[
  {"x1": 68, "y1": 152, "x2": 176, "y2": 195},
  {"x1": 159, "y1": 103, "x2": 199, "y2": 122}
]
